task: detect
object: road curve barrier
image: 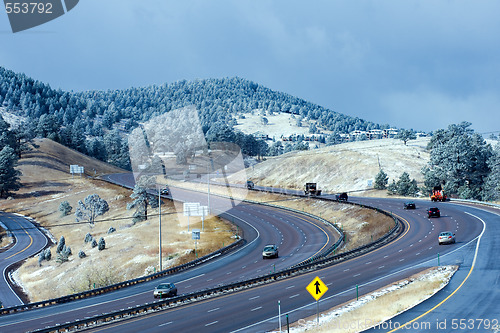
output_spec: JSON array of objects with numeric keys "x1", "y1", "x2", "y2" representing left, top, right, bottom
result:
[
  {"x1": 0, "y1": 238, "x2": 243, "y2": 316},
  {"x1": 26, "y1": 195, "x2": 404, "y2": 333}
]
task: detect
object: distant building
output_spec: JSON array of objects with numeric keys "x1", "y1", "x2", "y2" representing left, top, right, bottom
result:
[{"x1": 383, "y1": 128, "x2": 399, "y2": 138}]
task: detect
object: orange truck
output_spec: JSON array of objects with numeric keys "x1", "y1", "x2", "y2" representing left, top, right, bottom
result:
[{"x1": 430, "y1": 186, "x2": 447, "y2": 202}]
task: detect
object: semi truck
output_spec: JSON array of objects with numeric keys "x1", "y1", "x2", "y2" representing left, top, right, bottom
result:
[{"x1": 304, "y1": 183, "x2": 322, "y2": 196}]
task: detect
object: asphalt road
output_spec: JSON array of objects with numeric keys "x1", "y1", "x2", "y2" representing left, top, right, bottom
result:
[
  {"x1": 0, "y1": 177, "x2": 339, "y2": 332},
  {"x1": 0, "y1": 178, "x2": 493, "y2": 333},
  {"x1": 74, "y1": 196, "x2": 485, "y2": 332},
  {"x1": 366, "y1": 203, "x2": 500, "y2": 333},
  {"x1": 0, "y1": 212, "x2": 47, "y2": 308}
]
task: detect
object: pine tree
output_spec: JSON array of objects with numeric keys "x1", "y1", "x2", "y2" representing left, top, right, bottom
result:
[
  {"x1": 374, "y1": 169, "x2": 389, "y2": 190},
  {"x1": 0, "y1": 146, "x2": 22, "y2": 198},
  {"x1": 127, "y1": 184, "x2": 159, "y2": 224}
]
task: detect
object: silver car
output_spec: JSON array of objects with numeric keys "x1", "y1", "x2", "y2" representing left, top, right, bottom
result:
[
  {"x1": 438, "y1": 231, "x2": 456, "y2": 245},
  {"x1": 262, "y1": 244, "x2": 279, "y2": 259},
  {"x1": 153, "y1": 283, "x2": 177, "y2": 298}
]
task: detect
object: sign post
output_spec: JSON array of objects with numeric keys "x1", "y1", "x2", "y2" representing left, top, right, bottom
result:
[
  {"x1": 192, "y1": 229, "x2": 200, "y2": 257},
  {"x1": 306, "y1": 276, "x2": 328, "y2": 326}
]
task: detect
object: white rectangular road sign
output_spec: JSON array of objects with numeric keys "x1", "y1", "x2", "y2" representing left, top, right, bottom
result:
[{"x1": 183, "y1": 203, "x2": 200, "y2": 216}]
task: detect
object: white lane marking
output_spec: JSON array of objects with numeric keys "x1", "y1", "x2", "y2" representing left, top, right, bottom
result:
[
  {"x1": 399, "y1": 259, "x2": 405, "y2": 262},
  {"x1": 249, "y1": 296, "x2": 260, "y2": 300},
  {"x1": 378, "y1": 266, "x2": 385, "y2": 269},
  {"x1": 343, "y1": 269, "x2": 350, "y2": 272},
  {"x1": 177, "y1": 273, "x2": 206, "y2": 284},
  {"x1": 289, "y1": 294, "x2": 300, "y2": 299},
  {"x1": 159, "y1": 322, "x2": 173, "y2": 327},
  {"x1": 365, "y1": 261, "x2": 372, "y2": 265},
  {"x1": 353, "y1": 273, "x2": 360, "y2": 277},
  {"x1": 231, "y1": 213, "x2": 488, "y2": 333},
  {"x1": 41, "y1": 321, "x2": 53, "y2": 325},
  {"x1": 286, "y1": 285, "x2": 295, "y2": 289},
  {"x1": 398, "y1": 249, "x2": 403, "y2": 252},
  {"x1": 208, "y1": 307, "x2": 220, "y2": 313},
  {"x1": 416, "y1": 253, "x2": 421, "y2": 256},
  {"x1": 384, "y1": 255, "x2": 389, "y2": 258},
  {"x1": 206, "y1": 321, "x2": 218, "y2": 327},
  {"x1": 251, "y1": 307, "x2": 263, "y2": 311}
]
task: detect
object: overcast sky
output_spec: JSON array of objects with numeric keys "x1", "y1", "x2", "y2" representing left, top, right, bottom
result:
[{"x1": 1, "y1": 1, "x2": 499, "y2": 134}]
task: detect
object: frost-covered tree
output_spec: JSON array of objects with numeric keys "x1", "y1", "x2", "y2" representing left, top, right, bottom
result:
[
  {"x1": 424, "y1": 122, "x2": 492, "y2": 200},
  {"x1": 397, "y1": 129, "x2": 416, "y2": 145},
  {"x1": 127, "y1": 184, "x2": 159, "y2": 224},
  {"x1": 59, "y1": 201, "x2": 72, "y2": 216},
  {"x1": 483, "y1": 144, "x2": 500, "y2": 201},
  {"x1": 98, "y1": 237, "x2": 105, "y2": 251},
  {"x1": 56, "y1": 236, "x2": 66, "y2": 253},
  {"x1": 396, "y1": 172, "x2": 418, "y2": 197},
  {"x1": 374, "y1": 169, "x2": 389, "y2": 190},
  {"x1": 75, "y1": 194, "x2": 109, "y2": 227},
  {"x1": 0, "y1": 146, "x2": 22, "y2": 198}
]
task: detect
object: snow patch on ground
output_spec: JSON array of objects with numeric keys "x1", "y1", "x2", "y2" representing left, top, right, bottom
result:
[{"x1": 278, "y1": 266, "x2": 457, "y2": 333}]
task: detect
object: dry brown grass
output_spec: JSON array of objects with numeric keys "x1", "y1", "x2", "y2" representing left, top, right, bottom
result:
[
  {"x1": 239, "y1": 138, "x2": 430, "y2": 195},
  {"x1": 0, "y1": 227, "x2": 11, "y2": 248},
  {"x1": 169, "y1": 180, "x2": 395, "y2": 251},
  {"x1": 289, "y1": 266, "x2": 458, "y2": 333},
  {"x1": 0, "y1": 139, "x2": 235, "y2": 302}
]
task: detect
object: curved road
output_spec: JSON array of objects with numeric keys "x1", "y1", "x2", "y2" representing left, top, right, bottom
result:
[
  {"x1": 79, "y1": 197, "x2": 486, "y2": 333},
  {"x1": 0, "y1": 179, "x2": 493, "y2": 333},
  {"x1": 0, "y1": 177, "x2": 339, "y2": 332},
  {"x1": 0, "y1": 212, "x2": 47, "y2": 308}
]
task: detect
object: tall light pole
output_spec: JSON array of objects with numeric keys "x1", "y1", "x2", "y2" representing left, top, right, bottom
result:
[{"x1": 158, "y1": 186, "x2": 162, "y2": 271}]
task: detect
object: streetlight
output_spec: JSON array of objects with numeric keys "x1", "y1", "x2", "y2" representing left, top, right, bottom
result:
[{"x1": 158, "y1": 185, "x2": 162, "y2": 271}]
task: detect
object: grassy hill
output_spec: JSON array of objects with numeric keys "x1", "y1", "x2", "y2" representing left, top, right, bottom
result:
[
  {"x1": 0, "y1": 139, "x2": 235, "y2": 302},
  {"x1": 245, "y1": 138, "x2": 430, "y2": 195}
]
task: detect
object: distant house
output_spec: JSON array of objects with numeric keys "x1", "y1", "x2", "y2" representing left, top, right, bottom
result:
[
  {"x1": 252, "y1": 131, "x2": 269, "y2": 140},
  {"x1": 367, "y1": 129, "x2": 383, "y2": 140},
  {"x1": 383, "y1": 128, "x2": 399, "y2": 138}
]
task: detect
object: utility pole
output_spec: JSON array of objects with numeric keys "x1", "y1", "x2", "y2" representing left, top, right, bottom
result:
[{"x1": 158, "y1": 186, "x2": 162, "y2": 271}]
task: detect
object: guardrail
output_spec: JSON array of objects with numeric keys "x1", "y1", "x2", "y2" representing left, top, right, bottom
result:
[
  {"x1": 28, "y1": 195, "x2": 404, "y2": 333},
  {"x1": 0, "y1": 238, "x2": 243, "y2": 316},
  {"x1": 450, "y1": 198, "x2": 500, "y2": 209}
]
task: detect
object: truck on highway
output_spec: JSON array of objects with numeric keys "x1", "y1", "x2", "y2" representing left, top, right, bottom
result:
[
  {"x1": 304, "y1": 183, "x2": 322, "y2": 196},
  {"x1": 336, "y1": 192, "x2": 348, "y2": 201},
  {"x1": 430, "y1": 185, "x2": 447, "y2": 202}
]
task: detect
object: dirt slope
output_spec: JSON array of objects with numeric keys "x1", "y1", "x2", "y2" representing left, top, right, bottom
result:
[{"x1": 245, "y1": 138, "x2": 430, "y2": 195}]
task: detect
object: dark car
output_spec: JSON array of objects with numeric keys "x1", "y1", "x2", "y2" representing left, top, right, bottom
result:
[
  {"x1": 427, "y1": 207, "x2": 440, "y2": 218},
  {"x1": 336, "y1": 192, "x2": 348, "y2": 201},
  {"x1": 160, "y1": 187, "x2": 170, "y2": 195},
  {"x1": 404, "y1": 201, "x2": 416, "y2": 209},
  {"x1": 246, "y1": 180, "x2": 255, "y2": 190},
  {"x1": 262, "y1": 244, "x2": 279, "y2": 259},
  {"x1": 153, "y1": 283, "x2": 177, "y2": 298}
]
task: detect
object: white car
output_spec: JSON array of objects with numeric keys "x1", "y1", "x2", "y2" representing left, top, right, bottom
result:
[
  {"x1": 262, "y1": 244, "x2": 279, "y2": 259},
  {"x1": 438, "y1": 231, "x2": 456, "y2": 245}
]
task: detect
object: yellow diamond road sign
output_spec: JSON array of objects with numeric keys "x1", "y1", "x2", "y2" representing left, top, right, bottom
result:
[{"x1": 306, "y1": 276, "x2": 328, "y2": 301}]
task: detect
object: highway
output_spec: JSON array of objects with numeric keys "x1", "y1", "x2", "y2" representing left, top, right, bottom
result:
[
  {"x1": 0, "y1": 212, "x2": 47, "y2": 308},
  {"x1": 0, "y1": 176, "x2": 339, "y2": 332},
  {"x1": 76, "y1": 197, "x2": 486, "y2": 333},
  {"x1": 0, "y1": 178, "x2": 494, "y2": 333},
  {"x1": 367, "y1": 204, "x2": 500, "y2": 333}
]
